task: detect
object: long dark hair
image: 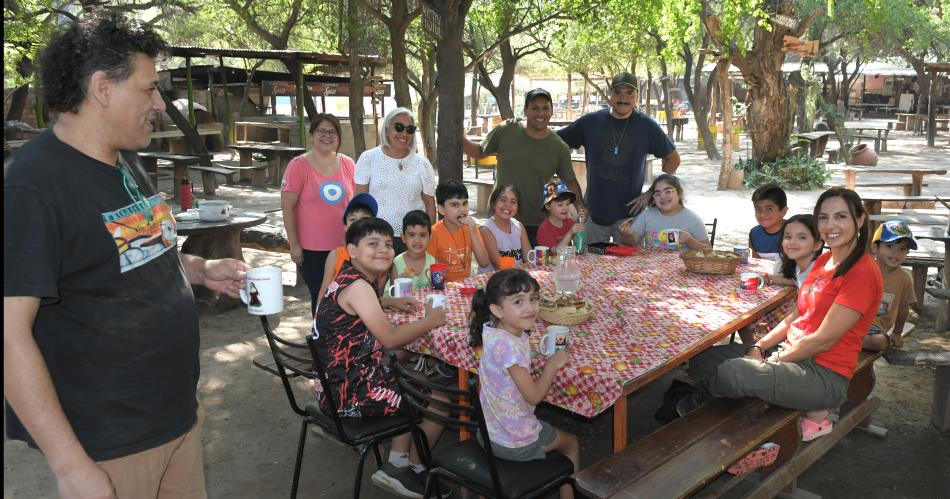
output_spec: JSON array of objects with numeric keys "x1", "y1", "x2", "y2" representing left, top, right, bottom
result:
[
  {"x1": 814, "y1": 187, "x2": 867, "y2": 278},
  {"x1": 778, "y1": 214, "x2": 822, "y2": 280},
  {"x1": 469, "y1": 269, "x2": 540, "y2": 347}
]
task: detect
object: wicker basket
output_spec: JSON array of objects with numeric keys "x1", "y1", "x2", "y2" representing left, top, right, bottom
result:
[
  {"x1": 681, "y1": 249, "x2": 741, "y2": 275},
  {"x1": 540, "y1": 296, "x2": 594, "y2": 326}
]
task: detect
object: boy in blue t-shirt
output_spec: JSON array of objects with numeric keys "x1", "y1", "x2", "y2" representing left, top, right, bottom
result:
[{"x1": 748, "y1": 184, "x2": 788, "y2": 260}]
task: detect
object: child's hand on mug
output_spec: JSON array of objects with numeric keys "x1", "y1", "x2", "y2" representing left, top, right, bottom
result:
[
  {"x1": 424, "y1": 300, "x2": 447, "y2": 326},
  {"x1": 548, "y1": 350, "x2": 570, "y2": 370}
]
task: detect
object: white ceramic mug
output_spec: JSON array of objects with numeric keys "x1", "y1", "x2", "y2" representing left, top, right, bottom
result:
[
  {"x1": 386, "y1": 278, "x2": 414, "y2": 297},
  {"x1": 541, "y1": 325, "x2": 570, "y2": 356},
  {"x1": 425, "y1": 294, "x2": 446, "y2": 309},
  {"x1": 526, "y1": 246, "x2": 550, "y2": 266},
  {"x1": 739, "y1": 272, "x2": 765, "y2": 295},
  {"x1": 240, "y1": 266, "x2": 283, "y2": 315},
  {"x1": 198, "y1": 200, "x2": 232, "y2": 221}
]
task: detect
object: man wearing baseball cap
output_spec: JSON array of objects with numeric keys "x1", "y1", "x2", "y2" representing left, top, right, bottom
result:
[
  {"x1": 865, "y1": 220, "x2": 918, "y2": 350},
  {"x1": 463, "y1": 88, "x2": 584, "y2": 244},
  {"x1": 557, "y1": 72, "x2": 681, "y2": 244}
]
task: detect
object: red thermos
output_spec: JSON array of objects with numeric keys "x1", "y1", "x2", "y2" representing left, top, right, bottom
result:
[{"x1": 179, "y1": 178, "x2": 193, "y2": 210}]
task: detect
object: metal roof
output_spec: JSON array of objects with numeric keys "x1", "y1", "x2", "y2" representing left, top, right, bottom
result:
[{"x1": 167, "y1": 45, "x2": 388, "y2": 67}]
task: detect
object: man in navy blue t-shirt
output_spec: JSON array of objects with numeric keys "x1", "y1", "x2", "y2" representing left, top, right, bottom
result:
[{"x1": 557, "y1": 72, "x2": 681, "y2": 244}]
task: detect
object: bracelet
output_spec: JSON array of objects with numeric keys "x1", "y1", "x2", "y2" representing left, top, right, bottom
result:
[{"x1": 745, "y1": 345, "x2": 765, "y2": 356}]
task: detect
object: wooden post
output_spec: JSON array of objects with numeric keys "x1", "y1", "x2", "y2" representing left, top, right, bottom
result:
[
  {"x1": 296, "y1": 62, "x2": 306, "y2": 147},
  {"x1": 186, "y1": 56, "x2": 196, "y2": 128},
  {"x1": 927, "y1": 68, "x2": 938, "y2": 147},
  {"x1": 218, "y1": 56, "x2": 232, "y2": 145}
]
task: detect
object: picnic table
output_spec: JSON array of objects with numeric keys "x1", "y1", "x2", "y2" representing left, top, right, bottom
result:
[
  {"x1": 839, "y1": 164, "x2": 948, "y2": 196},
  {"x1": 177, "y1": 209, "x2": 268, "y2": 308},
  {"x1": 844, "y1": 124, "x2": 890, "y2": 152},
  {"x1": 390, "y1": 250, "x2": 795, "y2": 453},
  {"x1": 228, "y1": 142, "x2": 306, "y2": 186},
  {"x1": 138, "y1": 152, "x2": 203, "y2": 196},
  {"x1": 792, "y1": 131, "x2": 835, "y2": 157},
  {"x1": 895, "y1": 113, "x2": 923, "y2": 133},
  {"x1": 234, "y1": 120, "x2": 301, "y2": 145}
]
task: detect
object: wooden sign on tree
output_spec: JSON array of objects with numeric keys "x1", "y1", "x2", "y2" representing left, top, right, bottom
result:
[{"x1": 782, "y1": 36, "x2": 819, "y2": 57}]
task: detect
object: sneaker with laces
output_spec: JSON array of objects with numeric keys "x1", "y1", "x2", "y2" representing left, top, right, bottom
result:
[
  {"x1": 434, "y1": 359, "x2": 456, "y2": 379},
  {"x1": 371, "y1": 463, "x2": 424, "y2": 499},
  {"x1": 801, "y1": 417, "x2": 833, "y2": 441},
  {"x1": 413, "y1": 469, "x2": 453, "y2": 498}
]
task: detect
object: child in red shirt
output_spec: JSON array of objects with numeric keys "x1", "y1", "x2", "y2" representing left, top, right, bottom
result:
[{"x1": 536, "y1": 176, "x2": 585, "y2": 252}]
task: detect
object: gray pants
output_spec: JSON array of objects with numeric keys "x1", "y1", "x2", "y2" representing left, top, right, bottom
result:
[
  {"x1": 689, "y1": 343, "x2": 850, "y2": 411},
  {"x1": 586, "y1": 219, "x2": 626, "y2": 244}
]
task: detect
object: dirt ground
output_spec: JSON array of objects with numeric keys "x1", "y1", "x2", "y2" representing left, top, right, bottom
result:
[{"x1": 5, "y1": 119, "x2": 949, "y2": 498}]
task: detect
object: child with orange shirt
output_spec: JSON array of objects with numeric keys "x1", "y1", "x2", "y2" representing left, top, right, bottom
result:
[{"x1": 427, "y1": 180, "x2": 490, "y2": 282}]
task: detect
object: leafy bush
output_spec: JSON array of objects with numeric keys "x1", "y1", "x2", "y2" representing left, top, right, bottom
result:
[{"x1": 735, "y1": 153, "x2": 830, "y2": 191}]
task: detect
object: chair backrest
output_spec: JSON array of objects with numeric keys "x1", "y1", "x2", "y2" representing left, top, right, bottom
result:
[
  {"x1": 260, "y1": 316, "x2": 314, "y2": 417},
  {"x1": 393, "y1": 359, "x2": 507, "y2": 498},
  {"x1": 305, "y1": 333, "x2": 358, "y2": 443},
  {"x1": 705, "y1": 218, "x2": 718, "y2": 248}
]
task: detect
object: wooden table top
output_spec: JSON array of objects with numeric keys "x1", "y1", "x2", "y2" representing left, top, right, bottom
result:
[
  {"x1": 228, "y1": 142, "x2": 306, "y2": 154},
  {"x1": 793, "y1": 131, "x2": 835, "y2": 139},
  {"x1": 149, "y1": 128, "x2": 221, "y2": 139},
  {"x1": 175, "y1": 209, "x2": 268, "y2": 236},
  {"x1": 138, "y1": 151, "x2": 202, "y2": 162},
  {"x1": 839, "y1": 165, "x2": 948, "y2": 174}
]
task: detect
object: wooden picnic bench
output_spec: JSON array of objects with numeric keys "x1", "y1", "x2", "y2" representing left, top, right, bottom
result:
[
  {"x1": 137, "y1": 151, "x2": 204, "y2": 194},
  {"x1": 463, "y1": 177, "x2": 495, "y2": 214},
  {"x1": 575, "y1": 350, "x2": 886, "y2": 499},
  {"x1": 839, "y1": 165, "x2": 948, "y2": 196},
  {"x1": 214, "y1": 160, "x2": 268, "y2": 188},
  {"x1": 884, "y1": 349, "x2": 950, "y2": 433},
  {"x1": 188, "y1": 164, "x2": 237, "y2": 196}
]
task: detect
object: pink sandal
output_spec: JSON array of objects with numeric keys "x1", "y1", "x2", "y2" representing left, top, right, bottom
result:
[
  {"x1": 801, "y1": 417, "x2": 833, "y2": 441},
  {"x1": 727, "y1": 442, "x2": 780, "y2": 475}
]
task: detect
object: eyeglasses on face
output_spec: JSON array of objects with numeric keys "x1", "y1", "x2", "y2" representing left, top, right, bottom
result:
[
  {"x1": 652, "y1": 187, "x2": 676, "y2": 199},
  {"x1": 314, "y1": 128, "x2": 338, "y2": 137},
  {"x1": 393, "y1": 123, "x2": 417, "y2": 134}
]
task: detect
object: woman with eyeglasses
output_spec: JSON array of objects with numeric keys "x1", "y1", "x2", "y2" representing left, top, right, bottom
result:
[
  {"x1": 618, "y1": 173, "x2": 711, "y2": 250},
  {"x1": 281, "y1": 113, "x2": 356, "y2": 314},
  {"x1": 355, "y1": 107, "x2": 437, "y2": 254}
]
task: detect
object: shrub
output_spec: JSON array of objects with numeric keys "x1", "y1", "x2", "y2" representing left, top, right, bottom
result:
[{"x1": 735, "y1": 153, "x2": 830, "y2": 191}]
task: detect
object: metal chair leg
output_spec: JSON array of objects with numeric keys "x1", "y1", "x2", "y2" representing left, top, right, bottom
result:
[
  {"x1": 291, "y1": 418, "x2": 309, "y2": 499},
  {"x1": 353, "y1": 445, "x2": 371, "y2": 499},
  {"x1": 372, "y1": 442, "x2": 383, "y2": 468}
]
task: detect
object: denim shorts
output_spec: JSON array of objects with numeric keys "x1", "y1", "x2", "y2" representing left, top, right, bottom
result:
[{"x1": 478, "y1": 420, "x2": 557, "y2": 461}]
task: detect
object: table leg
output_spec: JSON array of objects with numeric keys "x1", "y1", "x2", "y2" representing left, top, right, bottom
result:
[
  {"x1": 844, "y1": 170, "x2": 857, "y2": 190},
  {"x1": 173, "y1": 161, "x2": 188, "y2": 199},
  {"x1": 181, "y1": 229, "x2": 244, "y2": 309},
  {"x1": 613, "y1": 393, "x2": 628, "y2": 453},
  {"x1": 911, "y1": 173, "x2": 924, "y2": 196},
  {"x1": 238, "y1": 151, "x2": 253, "y2": 182},
  {"x1": 458, "y1": 369, "x2": 470, "y2": 441}
]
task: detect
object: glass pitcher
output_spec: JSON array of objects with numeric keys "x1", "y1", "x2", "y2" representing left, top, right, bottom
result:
[{"x1": 554, "y1": 246, "x2": 581, "y2": 295}]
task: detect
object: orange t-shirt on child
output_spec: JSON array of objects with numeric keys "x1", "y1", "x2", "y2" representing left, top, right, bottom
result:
[{"x1": 427, "y1": 220, "x2": 482, "y2": 282}]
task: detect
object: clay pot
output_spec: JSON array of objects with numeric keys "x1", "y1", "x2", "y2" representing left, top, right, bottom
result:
[{"x1": 848, "y1": 143, "x2": 878, "y2": 166}]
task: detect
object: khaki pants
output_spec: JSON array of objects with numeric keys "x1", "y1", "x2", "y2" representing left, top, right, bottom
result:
[
  {"x1": 689, "y1": 343, "x2": 850, "y2": 411},
  {"x1": 98, "y1": 405, "x2": 207, "y2": 499}
]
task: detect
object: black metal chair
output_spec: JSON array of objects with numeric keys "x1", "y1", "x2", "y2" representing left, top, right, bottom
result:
[
  {"x1": 259, "y1": 317, "x2": 414, "y2": 499},
  {"x1": 394, "y1": 359, "x2": 574, "y2": 499},
  {"x1": 706, "y1": 217, "x2": 718, "y2": 248}
]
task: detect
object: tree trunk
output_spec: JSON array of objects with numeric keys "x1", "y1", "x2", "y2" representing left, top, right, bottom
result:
[
  {"x1": 469, "y1": 65, "x2": 479, "y2": 131},
  {"x1": 717, "y1": 59, "x2": 734, "y2": 190},
  {"x1": 566, "y1": 72, "x2": 573, "y2": 120},
  {"x1": 660, "y1": 71, "x2": 674, "y2": 139},
  {"x1": 346, "y1": 0, "x2": 366, "y2": 157},
  {"x1": 475, "y1": 39, "x2": 516, "y2": 119},
  {"x1": 389, "y1": 22, "x2": 413, "y2": 108},
  {"x1": 645, "y1": 72, "x2": 653, "y2": 116},
  {"x1": 416, "y1": 43, "x2": 438, "y2": 161},
  {"x1": 682, "y1": 43, "x2": 720, "y2": 160},
  {"x1": 581, "y1": 77, "x2": 589, "y2": 116},
  {"x1": 434, "y1": 3, "x2": 470, "y2": 183}
]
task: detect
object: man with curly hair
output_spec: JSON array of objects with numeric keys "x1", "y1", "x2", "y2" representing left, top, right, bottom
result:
[{"x1": 4, "y1": 14, "x2": 247, "y2": 498}]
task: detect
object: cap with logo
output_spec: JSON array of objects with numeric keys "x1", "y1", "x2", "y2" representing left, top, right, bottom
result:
[
  {"x1": 610, "y1": 72, "x2": 638, "y2": 90},
  {"x1": 524, "y1": 88, "x2": 552, "y2": 107},
  {"x1": 541, "y1": 175, "x2": 576, "y2": 209},
  {"x1": 343, "y1": 192, "x2": 379, "y2": 223},
  {"x1": 872, "y1": 220, "x2": 918, "y2": 250}
]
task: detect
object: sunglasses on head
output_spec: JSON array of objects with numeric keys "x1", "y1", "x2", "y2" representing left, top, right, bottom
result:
[{"x1": 393, "y1": 123, "x2": 417, "y2": 134}]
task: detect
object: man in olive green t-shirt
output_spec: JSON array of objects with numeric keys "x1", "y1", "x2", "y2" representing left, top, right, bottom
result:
[{"x1": 463, "y1": 88, "x2": 585, "y2": 244}]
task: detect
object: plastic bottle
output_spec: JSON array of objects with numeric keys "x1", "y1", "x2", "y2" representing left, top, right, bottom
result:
[
  {"x1": 572, "y1": 211, "x2": 587, "y2": 254},
  {"x1": 179, "y1": 178, "x2": 193, "y2": 211}
]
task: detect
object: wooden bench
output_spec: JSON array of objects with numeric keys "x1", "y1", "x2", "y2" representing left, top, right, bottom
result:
[
  {"x1": 853, "y1": 182, "x2": 929, "y2": 196},
  {"x1": 188, "y1": 165, "x2": 237, "y2": 196},
  {"x1": 463, "y1": 178, "x2": 495, "y2": 214},
  {"x1": 826, "y1": 146, "x2": 840, "y2": 163},
  {"x1": 215, "y1": 160, "x2": 267, "y2": 188},
  {"x1": 903, "y1": 255, "x2": 944, "y2": 309},
  {"x1": 884, "y1": 349, "x2": 950, "y2": 433},
  {"x1": 854, "y1": 134, "x2": 887, "y2": 153},
  {"x1": 576, "y1": 350, "x2": 886, "y2": 499}
]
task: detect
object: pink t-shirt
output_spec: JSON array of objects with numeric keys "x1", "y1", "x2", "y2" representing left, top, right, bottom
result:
[
  {"x1": 281, "y1": 154, "x2": 356, "y2": 251},
  {"x1": 478, "y1": 324, "x2": 542, "y2": 448}
]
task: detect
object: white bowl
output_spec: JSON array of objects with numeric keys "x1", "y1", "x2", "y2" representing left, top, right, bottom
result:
[{"x1": 198, "y1": 200, "x2": 231, "y2": 221}]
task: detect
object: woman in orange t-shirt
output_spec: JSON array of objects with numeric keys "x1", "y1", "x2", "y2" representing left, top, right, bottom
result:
[{"x1": 679, "y1": 188, "x2": 882, "y2": 442}]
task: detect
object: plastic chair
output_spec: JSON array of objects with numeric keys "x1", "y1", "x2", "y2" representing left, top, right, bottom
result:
[
  {"x1": 260, "y1": 316, "x2": 414, "y2": 499},
  {"x1": 394, "y1": 358, "x2": 574, "y2": 499},
  {"x1": 474, "y1": 154, "x2": 497, "y2": 180}
]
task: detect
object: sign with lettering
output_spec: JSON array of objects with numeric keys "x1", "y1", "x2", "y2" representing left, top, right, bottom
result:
[
  {"x1": 263, "y1": 81, "x2": 391, "y2": 97},
  {"x1": 782, "y1": 36, "x2": 819, "y2": 57}
]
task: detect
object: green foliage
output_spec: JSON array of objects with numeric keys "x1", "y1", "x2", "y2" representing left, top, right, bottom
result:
[{"x1": 738, "y1": 153, "x2": 831, "y2": 191}]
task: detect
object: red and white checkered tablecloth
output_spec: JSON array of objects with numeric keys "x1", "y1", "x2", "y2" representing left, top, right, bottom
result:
[{"x1": 391, "y1": 250, "x2": 793, "y2": 418}]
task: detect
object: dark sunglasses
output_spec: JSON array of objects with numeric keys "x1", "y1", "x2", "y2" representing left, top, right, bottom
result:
[{"x1": 393, "y1": 123, "x2": 417, "y2": 134}]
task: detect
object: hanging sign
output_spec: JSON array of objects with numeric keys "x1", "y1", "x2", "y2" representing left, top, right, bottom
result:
[{"x1": 782, "y1": 36, "x2": 819, "y2": 57}]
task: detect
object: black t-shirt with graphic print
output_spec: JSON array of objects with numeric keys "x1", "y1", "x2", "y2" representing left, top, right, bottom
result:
[{"x1": 3, "y1": 130, "x2": 199, "y2": 461}]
